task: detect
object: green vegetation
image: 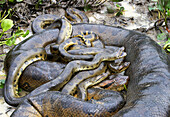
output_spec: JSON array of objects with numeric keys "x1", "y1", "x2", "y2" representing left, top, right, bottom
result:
[
  {"x1": 106, "y1": 0, "x2": 124, "y2": 16},
  {"x1": 115, "y1": 4, "x2": 124, "y2": 16},
  {"x1": 35, "y1": 0, "x2": 43, "y2": 10},
  {"x1": 0, "y1": 0, "x2": 6, "y2": 4},
  {"x1": 0, "y1": 7, "x2": 29, "y2": 88},
  {"x1": 0, "y1": 9, "x2": 29, "y2": 47},
  {"x1": 124, "y1": 84, "x2": 127, "y2": 91},
  {"x1": 0, "y1": 79, "x2": 5, "y2": 89},
  {"x1": 149, "y1": 0, "x2": 170, "y2": 52}
]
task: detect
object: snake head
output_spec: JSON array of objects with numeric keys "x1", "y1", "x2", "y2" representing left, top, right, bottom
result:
[{"x1": 117, "y1": 47, "x2": 127, "y2": 59}]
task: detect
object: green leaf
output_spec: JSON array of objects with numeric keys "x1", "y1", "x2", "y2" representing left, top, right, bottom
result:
[
  {"x1": 1, "y1": 19, "x2": 14, "y2": 32},
  {"x1": 156, "y1": 4, "x2": 164, "y2": 11},
  {"x1": 148, "y1": 6, "x2": 157, "y2": 11},
  {"x1": 120, "y1": 6, "x2": 124, "y2": 11},
  {"x1": 157, "y1": 0, "x2": 170, "y2": 10},
  {"x1": 22, "y1": 30, "x2": 29, "y2": 37},
  {"x1": 167, "y1": 9, "x2": 170, "y2": 16},
  {"x1": 84, "y1": 5, "x2": 92, "y2": 12},
  {"x1": 157, "y1": 33, "x2": 167, "y2": 40},
  {"x1": 157, "y1": 42, "x2": 162, "y2": 45},
  {"x1": 116, "y1": 4, "x2": 120, "y2": 7},
  {"x1": 0, "y1": 85, "x2": 3, "y2": 89},
  {"x1": 14, "y1": 29, "x2": 24, "y2": 36},
  {"x1": 165, "y1": 39, "x2": 170, "y2": 44},
  {"x1": 9, "y1": 0, "x2": 15, "y2": 3},
  {"x1": 0, "y1": 79, "x2": 5, "y2": 89},
  {"x1": 5, "y1": 37, "x2": 16, "y2": 46},
  {"x1": 0, "y1": 0, "x2": 6, "y2": 4},
  {"x1": 0, "y1": 54, "x2": 5, "y2": 57},
  {"x1": 124, "y1": 84, "x2": 127, "y2": 91},
  {"x1": 16, "y1": 0, "x2": 23, "y2": 2},
  {"x1": 0, "y1": 79, "x2": 5, "y2": 84}
]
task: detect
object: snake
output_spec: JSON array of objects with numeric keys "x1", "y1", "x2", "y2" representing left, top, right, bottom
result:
[
  {"x1": 4, "y1": 13, "x2": 73, "y2": 106},
  {"x1": 61, "y1": 62, "x2": 107, "y2": 96},
  {"x1": 32, "y1": 8, "x2": 88, "y2": 33},
  {"x1": 65, "y1": 8, "x2": 89, "y2": 23},
  {"x1": 12, "y1": 89, "x2": 125, "y2": 117},
  {"x1": 8, "y1": 13, "x2": 170, "y2": 117},
  {"x1": 4, "y1": 7, "x2": 93, "y2": 106},
  {"x1": 4, "y1": 19, "x2": 129, "y2": 106},
  {"x1": 61, "y1": 46, "x2": 127, "y2": 96},
  {"x1": 19, "y1": 43, "x2": 125, "y2": 94},
  {"x1": 163, "y1": 43, "x2": 170, "y2": 53},
  {"x1": 18, "y1": 46, "x2": 128, "y2": 98},
  {"x1": 58, "y1": 36, "x2": 94, "y2": 61},
  {"x1": 93, "y1": 74, "x2": 129, "y2": 92},
  {"x1": 24, "y1": 46, "x2": 126, "y2": 93},
  {"x1": 3, "y1": 8, "x2": 129, "y2": 116},
  {"x1": 77, "y1": 70, "x2": 111, "y2": 101},
  {"x1": 109, "y1": 61, "x2": 130, "y2": 73},
  {"x1": 19, "y1": 61, "x2": 66, "y2": 92},
  {"x1": 4, "y1": 18, "x2": 127, "y2": 106}
]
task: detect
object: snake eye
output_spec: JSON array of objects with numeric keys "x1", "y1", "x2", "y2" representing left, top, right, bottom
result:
[{"x1": 120, "y1": 52, "x2": 127, "y2": 58}]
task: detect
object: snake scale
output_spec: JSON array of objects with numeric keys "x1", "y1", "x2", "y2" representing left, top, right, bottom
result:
[
  {"x1": 4, "y1": 7, "x2": 127, "y2": 106},
  {"x1": 3, "y1": 8, "x2": 170, "y2": 117}
]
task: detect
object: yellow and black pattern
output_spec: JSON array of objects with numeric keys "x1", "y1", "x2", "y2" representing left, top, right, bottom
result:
[
  {"x1": 77, "y1": 70, "x2": 110, "y2": 101},
  {"x1": 13, "y1": 52, "x2": 46, "y2": 97},
  {"x1": 5, "y1": 11, "x2": 168, "y2": 116},
  {"x1": 4, "y1": 8, "x2": 130, "y2": 116},
  {"x1": 65, "y1": 8, "x2": 89, "y2": 23},
  {"x1": 61, "y1": 62, "x2": 107, "y2": 95}
]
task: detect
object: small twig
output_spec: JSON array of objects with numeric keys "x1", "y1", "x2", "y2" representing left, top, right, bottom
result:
[
  {"x1": 154, "y1": 18, "x2": 165, "y2": 32},
  {"x1": 96, "y1": 0, "x2": 107, "y2": 7},
  {"x1": 66, "y1": 0, "x2": 72, "y2": 8}
]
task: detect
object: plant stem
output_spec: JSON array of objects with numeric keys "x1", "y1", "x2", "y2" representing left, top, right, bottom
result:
[
  {"x1": 0, "y1": 9, "x2": 11, "y2": 23},
  {"x1": 0, "y1": 31, "x2": 4, "y2": 39}
]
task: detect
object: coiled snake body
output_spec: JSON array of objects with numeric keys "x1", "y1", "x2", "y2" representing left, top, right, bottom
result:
[
  {"x1": 4, "y1": 8, "x2": 127, "y2": 105},
  {"x1": 4, "y1": 7, "x2": 170, "y2": 117}
]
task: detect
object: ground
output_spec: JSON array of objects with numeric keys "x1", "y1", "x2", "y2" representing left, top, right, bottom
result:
[{"x1": 0, "y1": 0, "x2": 169, "y2": 116}]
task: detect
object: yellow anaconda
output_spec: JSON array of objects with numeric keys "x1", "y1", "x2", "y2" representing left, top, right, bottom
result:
[
  {"x1": 25, "y1": 47, "x2": 126, "y2": 95},
  {"x1": 77, "y1": 70, "x2": 111, "y2": 101},
  {"x1": 65, "y1": 8, "x2": 89, "y2": 23},
  {"x1": 58, "y1": 36, "x2": 100, "y2": 61},
  {"x1": 7, "y1": 10, "x2": 170, "y2": 117},
  {"x1": 32, "y1": 8, "x2": 88, "y2": 33},
  {"x1": 4, "y1": 13, "x2": 73, "y2": 106},
  {"x1": 61, "y1": 62, "x2": 107, "y2": 95},
  {"x1": 4, "y1": 8, "x2": 128, "y2": 107},
  {"x1": 12, "y1": 89, "x2": 125, "y2": 117}
]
